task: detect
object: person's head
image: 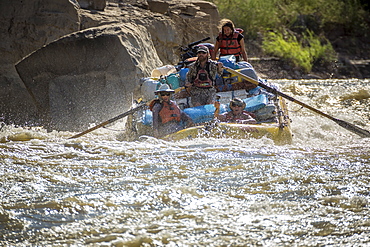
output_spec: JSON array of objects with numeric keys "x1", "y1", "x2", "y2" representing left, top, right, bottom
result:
[
  {"x1": 220, "y1": 19, "x2": 235, "y2": 37},
  {"x1": 196, "y1": 45, "x2": 209, "y2": 62},
  {"x1": 155, "y1": 84, "x2": 175, "y2": 101},
  {"x1": 229, "y1": 98, "x2": 246, "y2": 114}
]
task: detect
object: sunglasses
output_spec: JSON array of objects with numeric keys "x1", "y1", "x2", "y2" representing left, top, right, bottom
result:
[
  {"x1": 160, "y1": 93, "x2": 171, "y2": 96},
  {"x1": 231, "y1": 102, "x2": 244, "y2": 107},
  {"x1": 197, "y1": 51, "x2": 207, "y2": 54}
]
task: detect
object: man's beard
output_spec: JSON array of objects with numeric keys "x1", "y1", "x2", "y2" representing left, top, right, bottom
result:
[{"x1": 198, "y1": 55, "x2": 208, "y2": 63}]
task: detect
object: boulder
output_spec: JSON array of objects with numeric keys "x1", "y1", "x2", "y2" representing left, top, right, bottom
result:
[
  {"x1": 0, "y1": 0, "x2": 80, "y2": 65},
  {"x1": 1, "y1": 0, "x2": 220, "y2": 130},
  {"x1": 168, "y1": 1, "x2": 219, "y2": 44},
  {"x1": 147, "y1": 0, "x2": 169, "y2": 14},
  {"x1": 76, "y1": 0, "x2": 106, "y2": 10},
  {"x1": 15, "y1": 24, "x2": 162, "y2": 131},
  {"x1": 0, "y1": 0, "x2": 80, "y2": 125},
  {"x1": 191, "y1": 1, "x2": 219, "y2": 27}
]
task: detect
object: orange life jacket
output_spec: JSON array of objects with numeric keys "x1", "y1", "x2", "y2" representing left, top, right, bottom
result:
[
  {"x1": 159, "y1": 101, "x2": 181, "y2": 124},
  {"x1": 193, "y1": 63, "x2": 213, "y2": 88},
  {"x1": 149, "y1": 99, "x2": 160, "y2": 111},
  {"x1": 218, "y1": 31, "x2": 241, "y2": 57}
]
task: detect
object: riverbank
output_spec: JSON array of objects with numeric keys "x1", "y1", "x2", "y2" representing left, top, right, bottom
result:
[
  {"x1": 246, "y1": 38, "x2": 370, "y2": 80},
  {"x1": 211, "y1": 0, "x2": 370, "y2": 80}
]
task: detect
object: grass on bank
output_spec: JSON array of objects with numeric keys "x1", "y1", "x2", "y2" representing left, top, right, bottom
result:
[
  {"x1": 262, "y1": 31, "x2": 336, "y2": 73},
  {"x1": 208, "y1": 0, "x2": 369, "y2": 72}
]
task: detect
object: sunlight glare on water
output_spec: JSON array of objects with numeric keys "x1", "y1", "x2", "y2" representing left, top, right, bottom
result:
[{"x1": 0, "y1": 79, "x2": 370, "y2": 246}]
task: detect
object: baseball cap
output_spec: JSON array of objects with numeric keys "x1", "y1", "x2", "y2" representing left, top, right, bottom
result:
[{"x1": 197, "y1": 45, "x2": 209, "y2": 53}]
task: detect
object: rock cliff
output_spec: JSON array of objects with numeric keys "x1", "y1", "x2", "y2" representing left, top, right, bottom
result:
[{"x1": 1, "y1": 0, "x2": 219, "y2": 130}]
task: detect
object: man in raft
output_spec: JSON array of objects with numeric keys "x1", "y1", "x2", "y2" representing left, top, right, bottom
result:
[
  {"x1": 185, "y1": 45, "x2": 223, "y2": 107},
  {"x1": 214, "y1": 97, "x2": 257, "y2": 124},
  {"x1": 150, "y1": 84, "x2": 194, "y2": 138}
]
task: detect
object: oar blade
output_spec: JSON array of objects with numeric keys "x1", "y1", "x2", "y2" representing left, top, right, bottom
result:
[
  {"x1": 69, "y1": 103, "x2": 147, "y2": 139},
  {"x1": 335, "y1": 119, "x2": 370, "y2": 138}
]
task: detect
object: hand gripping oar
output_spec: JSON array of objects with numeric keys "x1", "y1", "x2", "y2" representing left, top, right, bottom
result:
[
  {"x1": 69, "y1": 103, "x2": 147, "y2": 139},
  {"x1": 224, "y1": 67, "x2": 370, "y2": 138},
  {"x1": 69, "y1": 86, "x2": 186, "y2": 139}
]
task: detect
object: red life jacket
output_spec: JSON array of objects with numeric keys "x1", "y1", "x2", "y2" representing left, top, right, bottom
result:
[
  {"x1": 218, "y1": 31, "x2": 241, "y2": 57},
  {"x1": 159, "y1": 101, "x2": 181, "y2": 124},
  {"x1": 193, "y1": 63, "x2": 213, "y2": 88}
]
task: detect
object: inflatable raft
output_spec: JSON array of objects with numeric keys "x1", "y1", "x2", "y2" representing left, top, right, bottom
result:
[
  {"x1": 163, "y1": 95, "x2": 292, "y2": 145},
  {"x1": 126, "y1": 56, "x2": 293, "y2": 144}
]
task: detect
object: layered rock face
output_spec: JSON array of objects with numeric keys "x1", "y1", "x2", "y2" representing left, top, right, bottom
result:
[
  {"x1": 15, "y1": 24, "x2": 162, "y2": 131},
  {"x1": 0, "y1": 0, "x2": 81, "y2": 126},
  {"x1": 1, "y1": 0, "x2": 219, "y2": 131}
]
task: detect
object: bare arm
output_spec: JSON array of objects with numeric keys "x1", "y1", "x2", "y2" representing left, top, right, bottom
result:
[
  {"x1": 215, "y1": 110, "x2": 228, "y2": 122},
  {"x1": 213, "y1": 101, "x2": 220, "y2": 119},
  {"x1": 152, "y1": 103, "x2": 161, "y2": 137},
  {"x1": 239, "y1": 38, "x2": 248, "y2": 62},
  {"x1": 236, "y1": 118, "x2": 257, "y2": 124},
  {"x1": 236, "y1": 112, "x2": 257, "y2": 124},
  {"x1": 216, "y1": 62, "x2": 223, "y2": 75},
  {"x1": 185, "y1": 63, "x2": 196, "y2": 88},
  {"x1": 212, "y1": 40, "x2": 220, "y2": 60},
  {"x1": 181, "y1": 111, "x2": 194, "y2": 127}
]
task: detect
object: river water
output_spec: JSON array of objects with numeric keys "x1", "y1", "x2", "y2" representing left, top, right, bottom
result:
[{"x1": 1, "y1": 79, "x2": 370, "y2": 246}]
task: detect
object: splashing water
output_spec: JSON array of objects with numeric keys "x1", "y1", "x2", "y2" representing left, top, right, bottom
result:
[{"x1": 1, "y1": 79, "x2": 369, "y2": 246}]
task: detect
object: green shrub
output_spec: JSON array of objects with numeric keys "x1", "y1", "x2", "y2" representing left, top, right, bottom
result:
[
  {"x1": 304, "y1": 30, "x2": 336, "y2": 68},
  {"x1": 262, "y1": 31, "x2": 335, "y2": 72},
  {"x1": 208, "y1": 0, "x2": 368, "y2": 37}
]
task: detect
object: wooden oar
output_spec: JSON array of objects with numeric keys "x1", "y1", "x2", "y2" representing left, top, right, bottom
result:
[
  {"x1": 69, "y1": 86, "x2": 186, "y2": 139},
  {"x1": 224, "y1": 67, "x2": 370, "y2": 138},
  {"x1": 69, "y1": 103, "x2": 148, "y2": 139}
]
